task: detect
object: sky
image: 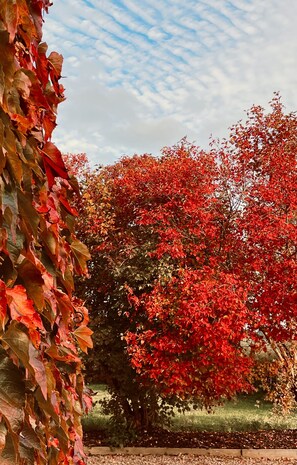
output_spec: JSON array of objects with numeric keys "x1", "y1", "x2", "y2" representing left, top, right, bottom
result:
[{"x1": 43, "y1": 0, "x2": 297, "y2": 165}]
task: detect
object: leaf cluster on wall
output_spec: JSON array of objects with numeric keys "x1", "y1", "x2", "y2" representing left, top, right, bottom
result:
[{"x1": 0, "y1": 1, "x2": 91, "y2": 464}]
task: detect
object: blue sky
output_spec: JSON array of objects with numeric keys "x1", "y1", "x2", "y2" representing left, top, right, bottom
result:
[{"x1": 43, "y1": 0, "x2": 297, "y2": 165}]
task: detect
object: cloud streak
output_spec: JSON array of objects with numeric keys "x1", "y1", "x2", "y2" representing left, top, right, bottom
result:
[{"x1": 43, "y1": 0, "x2": 297, "y2": 164}]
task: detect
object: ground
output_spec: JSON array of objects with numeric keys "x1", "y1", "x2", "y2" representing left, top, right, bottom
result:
[
  {"x1": 84, "y1": 428, "x2": 297, "y2": 449},
  {"x1": 86, "y1": 454, "x2": 297, "y2": 465}
]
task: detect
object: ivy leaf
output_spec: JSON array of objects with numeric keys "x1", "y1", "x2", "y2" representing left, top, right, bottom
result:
[
  {"x1": 70, "y1": 239, "x2": 91, "y2": 274},
  {"x1": 28, "y1": 344, "x2": 47, "y2": 400},
  {"x1": 0, "y1": 280, "x2": 7, "y2": 331},
  {"x1": 0, "y1": 348, "x2": 25, "y2": 433},
  {"x1": 0, "y1": 65, "x2": 5, "y2": 104},
  {"x1": 2, "y1": 323, "x2": 47, "y2": 399},
  {"x1": 73, "y1": 326, "x2": 93, "y2": 353},
  {"x1": 0, "y1": 421, "x2": 7, "y2": 454},
  {"x1": 19, "y1": 422, "x2": 41, "y2": 464},
  {"x1": 0, "y1": 433, "x2": 17, "y2": 465},
  {"x1": 42, "y1": 142, "x2": 68, "y2": 187},
  {"x1": 17, "y1": 259, "x2": 45, "y2": 311},
  {"x1": 6, "y1": 285, "x2": 44, "y2": 336},
  {"x1": 35, "y1": 42, "x2": 49, "y2": 87},
  {"x1": 48, "y1": 52, "x2": 63, "y2": 94},
  {"x1": 2, "y1": 1, "x2": 18, "y2": 42},
  {"x1": 17, "y1": 189, "x2": 40, "y2": 238},
  {"x1": 3, "y1": 127, "x2": 22, "y2": 185},
  {"x1": 2, "y1": 322, "x2": 30, "y2": 370},
  {"x1": 0, "y1": 0, "x2": 96, "y2": 461}
]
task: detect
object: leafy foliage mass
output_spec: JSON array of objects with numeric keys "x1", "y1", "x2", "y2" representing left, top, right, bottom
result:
[
  {"x1": 222, "y1": 98, "x2": 297, "y2": 411},
  {"x1": 65, "y1": 142, "x2": 253, "y2": 437},
  {"x1": 0, "y1": 2, "x2": 91, "y2": 464},
  {"x1": 67, "y1": 97, "x2": 297, "y2": 435}
]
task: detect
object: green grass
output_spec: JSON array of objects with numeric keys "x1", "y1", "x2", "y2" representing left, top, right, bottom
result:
[
  {"x1": 82, "y1": 385, "x2": 297, "y2": 433},
  {"x1": 82, "y1": 384, "x2": 110, "y2": 432},
  {"x1": 171, "y1": 394, "x2": 297, "y2": 432}
]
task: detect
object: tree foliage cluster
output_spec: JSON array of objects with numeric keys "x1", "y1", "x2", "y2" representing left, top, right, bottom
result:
[
  {"x1": 0, "y1": 2, "x2": 91, "y2": 464},
  {"x1": 66, "y1": 96, "x2": 297, "y2": 437}
]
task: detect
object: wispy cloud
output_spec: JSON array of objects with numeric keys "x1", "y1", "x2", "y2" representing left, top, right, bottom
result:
[{"x1": 43, "y1": 0, "x2": 297, "y2": 164}]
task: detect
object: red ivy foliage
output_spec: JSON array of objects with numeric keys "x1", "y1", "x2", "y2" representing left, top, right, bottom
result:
[{"x1": 0, "y1": 2, "x2": 91, "y2": 464}]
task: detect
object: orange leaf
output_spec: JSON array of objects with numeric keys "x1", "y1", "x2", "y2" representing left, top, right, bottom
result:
[
  {"x1": 73, "y1": 326, "x2": 93, "y2": 353},
  {"x1": 6, "y1": 285, "x2": 44, "y2": 335},
  {"x1": 3, "y1": 1, "x2": 18, "y2": 42}
]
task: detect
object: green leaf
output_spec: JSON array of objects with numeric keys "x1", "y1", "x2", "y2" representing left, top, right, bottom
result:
[{"x1": 1, "y1": 186, "x2": 18, "y2": 230}]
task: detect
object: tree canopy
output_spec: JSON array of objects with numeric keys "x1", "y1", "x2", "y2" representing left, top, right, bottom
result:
[
  {"x1": 65, "y1": 141, "x2": 252, "y2": 417},
  {"x1": 67, "y1": 97, "x2": 297, "y2": 424}
]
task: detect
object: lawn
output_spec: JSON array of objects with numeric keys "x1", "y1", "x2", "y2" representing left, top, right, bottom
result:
[{"x1": 82, "y1": 385, "x2": 297, "y2": 433}]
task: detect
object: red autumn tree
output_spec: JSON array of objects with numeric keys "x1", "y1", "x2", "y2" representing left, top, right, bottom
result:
[
  {"x1": 68, "y1": 97, "x2": 297, "y2": 420},
  {"x1": 221, "y1": 96, "x2": 297, "y2": 409},
  {"x1": 0, "y1": 2, "x2": 91, "y2": 464},
  {"x1": 65, "y1": 141, "x2": 253, "y2": 430}
]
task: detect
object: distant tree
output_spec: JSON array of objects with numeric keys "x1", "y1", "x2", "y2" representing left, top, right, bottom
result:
[
  {"x1": 220, "y1": 95, "x2": 297, "y2": 411},
  {"x1": 0, "y1": 2, "x2": 91, "y2": 464}
]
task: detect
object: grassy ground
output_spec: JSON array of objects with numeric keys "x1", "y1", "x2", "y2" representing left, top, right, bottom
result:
[
  {"x1": 83, "y1": 384, "x2": 110, "y2": 431},
  {"x1": 82, "y1": 384, "x2": 297, "y2": 433}
]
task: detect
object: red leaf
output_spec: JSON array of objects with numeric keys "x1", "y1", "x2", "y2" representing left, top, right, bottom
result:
[
  {"x1": 36, "y1": 42, "x2": 49, "y2": 87},
  {"x1": 42, "y1": 142, "x2": 69, "y2": 186},
  {"x1": 0, "y1": 280, "x2": 7, "y2": 330},
  {"x1": 6, "y1": 285, "x2": 44, "y2": 339},
  {"x1": 59, "y1": 195, "x2": 78, "y2": 216},
  {"x1": 29, "y1": 344, "x2": 47, "y2": 399}
]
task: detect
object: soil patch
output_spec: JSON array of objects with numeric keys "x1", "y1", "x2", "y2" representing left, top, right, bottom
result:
[{"x1": 84, "y1": 428, "x2": 297, "y2": 449}]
